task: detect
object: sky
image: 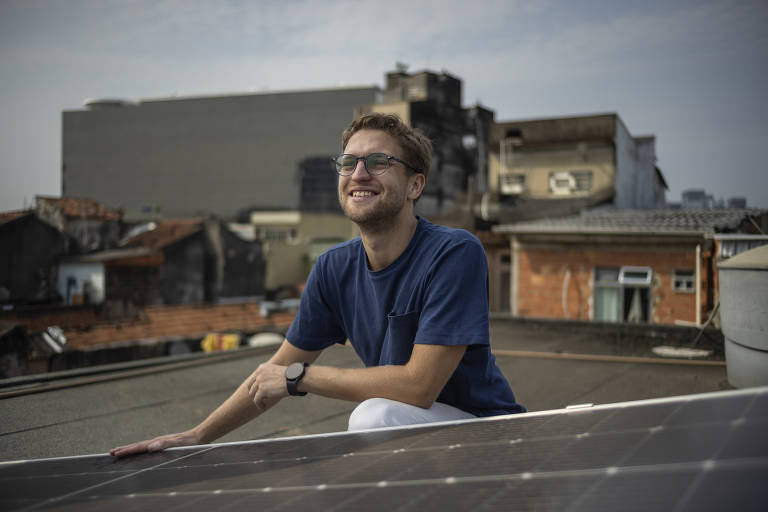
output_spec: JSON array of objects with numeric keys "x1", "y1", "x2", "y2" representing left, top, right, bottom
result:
[{"x1": 1, "y1": 0, "x2": 767, "y2": 211}]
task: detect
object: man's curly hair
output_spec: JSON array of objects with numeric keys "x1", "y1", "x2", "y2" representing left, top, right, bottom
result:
[{"x1": 341, "y1": 113, "x2": 433, "y2": 179}]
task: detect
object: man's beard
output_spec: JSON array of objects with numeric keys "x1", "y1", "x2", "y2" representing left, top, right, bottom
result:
[{"x1": 339, "y1": 187, "x2": 407, "y2": 233}]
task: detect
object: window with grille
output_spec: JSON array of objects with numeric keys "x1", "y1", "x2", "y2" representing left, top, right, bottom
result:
[
  {"x1": 672, "y1": 270, "x2": 695, "y2": 292},
  {"x1": 571, "y1": 171, "x2": 593, "y2": 192}
]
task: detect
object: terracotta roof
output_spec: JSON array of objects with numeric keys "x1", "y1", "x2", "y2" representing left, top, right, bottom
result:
[
  {"x1": 494, "y1": 208, "x2": 767, "y2": 235},
  {"x1": 62, "y1": 247, "x2": 158, "y2": 263},
  {"x1": 0, "y1": 210, "x2": 33, "y2": 225},
  {"x1": 122, "y1": 219, "x2": 202, "y2": 249},
  {"x1": 60, "y1": 302, "x2": 295, "y2": 349},
  {"x1": 36, "y1": 196, "x2": 121, "y2": 221}
]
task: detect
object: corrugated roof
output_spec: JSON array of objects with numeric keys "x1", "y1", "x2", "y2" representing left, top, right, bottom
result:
[
  {"x1": 36, "y1": 196, "x2": 121, "y2": 221},
  {"x1": 493, "y1": 208, "x2": 767, "y2": 235},
  {"x1": 121, "y1": 219, "x2": 202, "y2": 249}
]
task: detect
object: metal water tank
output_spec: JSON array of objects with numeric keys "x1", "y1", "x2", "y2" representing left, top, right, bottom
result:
[{"x1": 718, "y1": 244, "x2": 768, "y2": 387}]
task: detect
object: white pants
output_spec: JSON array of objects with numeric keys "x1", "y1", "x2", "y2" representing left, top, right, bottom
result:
[{"x1": 347, "y1": 398, "x2": 476, "y2": 431}]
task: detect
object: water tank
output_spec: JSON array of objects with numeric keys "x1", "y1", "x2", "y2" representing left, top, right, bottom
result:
[{"x1": 718, "y1": 244, "x2": 768, "y2": 387}]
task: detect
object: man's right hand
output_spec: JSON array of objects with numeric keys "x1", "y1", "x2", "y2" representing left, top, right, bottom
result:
[{"x1": 109, "y1": 430, "x2": 201, "y2": 458}]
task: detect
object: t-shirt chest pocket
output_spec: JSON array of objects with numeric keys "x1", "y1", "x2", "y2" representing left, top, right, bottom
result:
[{"x1": 379, "y1": 310, "x2": 420, "y2": 366}]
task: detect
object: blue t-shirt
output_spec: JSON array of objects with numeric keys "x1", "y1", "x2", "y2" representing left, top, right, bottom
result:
[{"x1": 285, "y1": 217, "x2": 525, "y2": 417}]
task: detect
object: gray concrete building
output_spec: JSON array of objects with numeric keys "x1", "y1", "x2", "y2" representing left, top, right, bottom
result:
[
  {"x1": 62, "y1": 86, "x2": 379, "y2": 221},
  {"x1": 488, "y1": 113, "x2": 667, "y2": 222}
]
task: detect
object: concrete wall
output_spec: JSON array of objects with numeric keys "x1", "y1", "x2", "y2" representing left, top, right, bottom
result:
[
  {"x1": 65, "y1": 219, "x2": 122, "y2": 252},
  {"x1": 489, "y1": 114, "x2": 662, "y2": 208},
  {"x1": 513, "y1": 237, "x2": 706, "y2": 325},
  {"x1": 262, "y1": 213, "x2": 358, "y2": 291},
  {"x1": 298, "y1": 213, "x2": 358, "y2": 241},
  {"x1": 162, "y1": 231, "x2": 209, "y2": 304},
  {"x1": 218, "y1": 226, "x2": 265, "y2": 299},
  {"x1": 613, "y1": 121, "x2": 659, "y2": 209},
  {"x1": 62, "y1": 87, "x2": 378, "y2": 221},
  {"x1": 263, "y1": 242, "x2": 309, "y2": 291},
  {"x1": 489, "y1": 115, "x2": 618, "y2": 200},
  {"x1": 363, "y1": 102, "x2": 411, "y2": 125},
  {"x1": 490, "y1": 142, "x2": 616, "y2": 198}
]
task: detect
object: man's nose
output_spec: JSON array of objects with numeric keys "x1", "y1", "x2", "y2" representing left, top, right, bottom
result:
[{"x1": 349, "y1": 159, "x2": 371, "y2": 180}]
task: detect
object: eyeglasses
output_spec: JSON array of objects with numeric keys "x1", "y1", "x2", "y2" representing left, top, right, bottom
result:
[{"x1": 332, "y1": 153, "x2": 420, "y2": 176}]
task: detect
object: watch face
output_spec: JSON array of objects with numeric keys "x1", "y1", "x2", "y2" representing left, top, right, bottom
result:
[{"x1": 286, "y1": 362, "x2": 305, "y2": 380}]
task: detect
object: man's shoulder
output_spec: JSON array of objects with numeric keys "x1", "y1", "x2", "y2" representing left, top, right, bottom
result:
[
  {"x1": 316, "y1": 237, "x2": 362, "y2": 266},
  {"x1": 419, "y1": 218, "x2": 483, "y2": 250}
]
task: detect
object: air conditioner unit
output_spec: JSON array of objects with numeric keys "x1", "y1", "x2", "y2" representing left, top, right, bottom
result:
[
  {"x1": 619, "y1": 266, "x2": 653, "y2": 286},
  {"x1": 549, "y1": 172, "x2": 575, "y2": 195}
]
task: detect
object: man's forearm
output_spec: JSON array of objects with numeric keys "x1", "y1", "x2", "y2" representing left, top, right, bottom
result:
[
  {"x1": 193, "y1": 380, "x2": 266, "y2": 444},
  {"x1": 194, "y1": 339, "x2": 323, "y2": 444},
  {"x1": 298, "y1": 344, "x2": 466, "y2": 409},
  {"x1": 110, "y1": 340, "x2": 321, "y2": 458},
  {"x1": 300, "y1": 364, "x2": 432, "y2": 408}
]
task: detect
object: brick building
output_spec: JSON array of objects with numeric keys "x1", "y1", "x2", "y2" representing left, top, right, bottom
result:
[{"x1": 493, "y1": 208, "x2": 768, "y2": 325}]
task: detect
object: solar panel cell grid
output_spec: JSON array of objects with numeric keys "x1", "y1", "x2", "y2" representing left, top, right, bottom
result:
[{"x1": 1, "y1": 387, "x2": 766, "y2": 511}]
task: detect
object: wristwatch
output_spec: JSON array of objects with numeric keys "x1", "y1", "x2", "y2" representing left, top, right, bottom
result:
[{"x1": 285, "y1": 362, "x2": 309, "y2": 396}]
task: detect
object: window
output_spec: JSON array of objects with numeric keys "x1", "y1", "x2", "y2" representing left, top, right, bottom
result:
[
  {"x1": 255, "y1": 227, "x2": 296, "y2": 242},
  {"x1": 594, "y1": 266, "x2": 652, "y2": 323},
  {"x1": 672, "y1": 270, "x2": 695, "y2": 292},
  {"x1": 501, "y1": 173, "x2": 525, "y2": 195},
  {"x1": 571, "y1": 171, "x2": 593, "y2": 192},
  {"x1": 548, "y1": 170, "x2": 594, "y2": 195},
  {"x1": 594, "y1": 267, "x2": 621, "y2": 322}
]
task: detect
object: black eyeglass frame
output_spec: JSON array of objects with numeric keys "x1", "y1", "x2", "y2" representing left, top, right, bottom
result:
[{"x1": 331, "y1": 153, "x2": 421, "y2": 176}]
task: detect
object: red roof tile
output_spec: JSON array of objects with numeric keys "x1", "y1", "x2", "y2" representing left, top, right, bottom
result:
[
  {"x1": 0, "y1": 210, "x2": 33, "y2": 225},
  {"x1": 36, "y1": 196, "x2": 121, "y2": 221},
  {"x1": 122, "y1": 219, "x2": 203, "y2": 249}
]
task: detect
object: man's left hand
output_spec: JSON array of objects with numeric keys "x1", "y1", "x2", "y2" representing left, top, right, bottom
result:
[{"x1": 245, "y1": 363, "x2": 290, "y2": 412}]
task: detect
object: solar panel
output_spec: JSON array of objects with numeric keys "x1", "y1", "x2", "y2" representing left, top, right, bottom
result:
[{"x1": 2, "y1": 386, "x2": 766, "y2": 511}]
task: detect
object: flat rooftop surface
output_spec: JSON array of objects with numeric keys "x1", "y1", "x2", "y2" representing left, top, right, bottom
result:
[{"x1": 0, "y1": 319, "x2": 730, "y2": 461}]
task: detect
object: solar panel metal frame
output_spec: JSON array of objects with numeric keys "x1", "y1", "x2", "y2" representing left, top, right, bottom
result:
[{"x1": 2, "y1": 386, "x2": 767, "y2": 511}]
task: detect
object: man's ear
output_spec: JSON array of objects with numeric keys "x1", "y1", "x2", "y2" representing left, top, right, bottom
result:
[{"x1": 407, "y1": 173, "x2": 426, "y2": 201}]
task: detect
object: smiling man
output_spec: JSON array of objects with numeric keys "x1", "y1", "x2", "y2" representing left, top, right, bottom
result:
[{"x1": 111, "y1": 113, "x2": 524, "y2": 458}]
